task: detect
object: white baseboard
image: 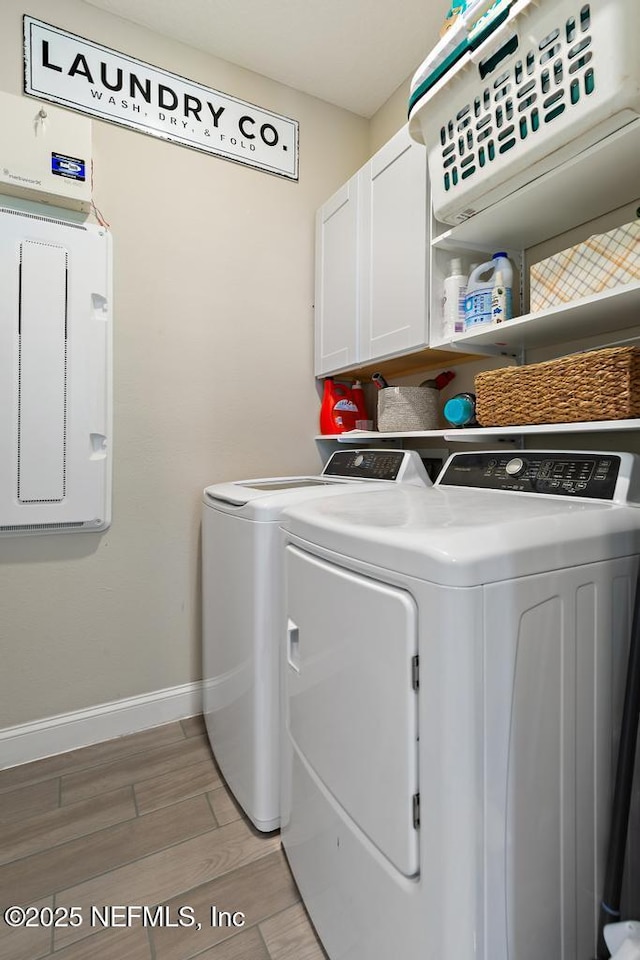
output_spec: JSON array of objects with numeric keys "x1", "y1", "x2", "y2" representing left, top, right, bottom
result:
[{"x1": 0, "y1": 681, "x2": 204, "y2": 770}]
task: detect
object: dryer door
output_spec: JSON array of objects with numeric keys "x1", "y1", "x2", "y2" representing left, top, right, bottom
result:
[{"x1": 285, "y1": 545, "x2": 420, "y2": 877}]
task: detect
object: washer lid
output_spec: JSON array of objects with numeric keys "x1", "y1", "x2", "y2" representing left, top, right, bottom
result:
[
  {"x1": 281, "y1": 485, "x2": 640, "y2": 586},
  {"x1": 202, "y1": 450, "x2": 431, "y2": 519},
  {"x1": 202, "y1": 476, "x2": 359, "y2": 518}
]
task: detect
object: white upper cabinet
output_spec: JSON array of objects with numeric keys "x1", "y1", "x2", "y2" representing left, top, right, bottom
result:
[
  {"x1": 314, "y1": 126, "x2": 430, "y2": 377},
  {"x1": 314, "y1": 175, "x2": 360, "y2": 377},
  {"x1": 359, "y1": 126, "x2": 429, "y2": 364}
]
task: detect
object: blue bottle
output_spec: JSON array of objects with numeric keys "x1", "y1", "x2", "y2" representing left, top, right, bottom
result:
[{"x1": 443, "y1": 393, "x2": 477, "y2": 427}]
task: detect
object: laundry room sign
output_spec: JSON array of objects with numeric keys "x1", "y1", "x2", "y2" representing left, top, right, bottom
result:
[{"x1": 23, "y1": 17, "x2": 299, "y2": 180}]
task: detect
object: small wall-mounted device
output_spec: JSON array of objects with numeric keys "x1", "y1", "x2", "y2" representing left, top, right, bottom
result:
[{"x1": 0, "y1": 90, "x2": 91, "y2": 212}]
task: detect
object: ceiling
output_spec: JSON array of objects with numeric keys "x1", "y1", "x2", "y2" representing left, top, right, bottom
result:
[{"x1": 81, "y1": 0, "x2": 443, "y2": 118}]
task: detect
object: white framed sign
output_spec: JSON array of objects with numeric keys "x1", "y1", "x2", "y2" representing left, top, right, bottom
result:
[{"x1": 23, "y1": 17, "x2": 299, "y2": 181}]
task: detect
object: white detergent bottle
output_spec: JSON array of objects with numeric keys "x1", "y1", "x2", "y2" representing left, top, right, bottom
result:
[
  {"x1": 465, "y1": 252, "x2": 513, "y2": 329},
  {"x1": 491, "y1": 270, "x2": 512, "y2": 322},
  {"x1": 442, "y1": 257, "x2": 467, "y2": 339}
]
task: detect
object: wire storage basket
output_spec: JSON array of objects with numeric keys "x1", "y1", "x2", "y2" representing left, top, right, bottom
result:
[
  {"x1": 408, "y1": 0, "x2": 640, "y2": 225},
  {"x1": 475, "y1": 347, "x2": 640, "y2": 426}
]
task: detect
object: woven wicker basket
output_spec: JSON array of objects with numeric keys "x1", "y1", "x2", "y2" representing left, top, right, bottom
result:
[{"x1": 475, "y1": 347, "x2": 640, "y2": 427}]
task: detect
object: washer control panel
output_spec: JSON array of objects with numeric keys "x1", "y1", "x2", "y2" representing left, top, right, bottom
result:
[
  {"x1": 322, "y1": 449, "x2": 423, "y2": 482},
  {"x1": 438, "y1": 451, "x2": 622, "y2": 500}
]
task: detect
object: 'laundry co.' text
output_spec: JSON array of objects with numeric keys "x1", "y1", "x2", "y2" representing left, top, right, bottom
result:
[{"x1": 24, "y1": 17, "x2": 299, "y2": 179}]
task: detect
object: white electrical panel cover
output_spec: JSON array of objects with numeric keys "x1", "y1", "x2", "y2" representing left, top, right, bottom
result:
[{"x1": 0, "y1": 204, "x2": 112, "y2": 535}]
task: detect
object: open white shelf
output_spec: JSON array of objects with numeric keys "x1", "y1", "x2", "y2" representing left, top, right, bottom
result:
[
  {"x1": 430, "y1": 120, "x2": 640, "y2": 251},
  {"x1": 435, "y1": 282, "x2": 640, "y2": 353},
  {"x1": 318, "y1": 418, "x2": 640, "y2": 444}
]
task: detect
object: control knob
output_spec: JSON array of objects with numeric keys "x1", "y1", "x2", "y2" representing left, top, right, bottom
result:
[{"x1": 505, "y1": 457, "x2": 525, "y2": 477}]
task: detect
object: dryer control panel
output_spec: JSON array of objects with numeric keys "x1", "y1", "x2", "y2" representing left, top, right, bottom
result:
[
  {"x1": 322, "y1": 449, "x2": 430, "y2": 486},
  {"x1": 438, "y1": 451, "x2": 622, "y2": 500}
]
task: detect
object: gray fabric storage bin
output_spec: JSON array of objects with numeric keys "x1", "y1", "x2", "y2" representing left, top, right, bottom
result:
[{"x1": 377, "y1": 386, "x2": 439, "y2": 432}]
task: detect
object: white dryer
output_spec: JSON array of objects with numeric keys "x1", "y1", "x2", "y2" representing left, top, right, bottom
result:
[
  {"x1": 280, "y1": 450, "x2": 640, "y2": 960},
  {"x1": 201, "y1": 448, "x2": 432, "y2": 832}
]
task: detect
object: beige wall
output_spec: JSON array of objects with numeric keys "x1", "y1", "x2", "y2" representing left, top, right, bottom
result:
[
  {"x1": 369, "y1": 77, "x2": 413, "y2": 153},
  {"x1": 0, "y1": 0, "x2": 370, "y2": 727}
]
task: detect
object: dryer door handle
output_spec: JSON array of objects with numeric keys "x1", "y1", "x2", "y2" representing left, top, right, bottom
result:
[{"x1": 287, "y1": 619, "x2": 300, "y2": 673}]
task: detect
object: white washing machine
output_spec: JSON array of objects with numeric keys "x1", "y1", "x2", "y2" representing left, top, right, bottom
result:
[
  {"x1": 201, "y1": 448, "x2": 432, "y2": 831},
  {"x1": 280, "y1": 450, "x2": 640, "y2": 960}
]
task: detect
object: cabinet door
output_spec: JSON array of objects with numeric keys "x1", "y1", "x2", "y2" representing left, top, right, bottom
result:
[
  {"x1": 360, "y1": 126, "x2": 429, "y2": 363},
  {"x1": 314, "y1": 175, "x2": 359, "y2": 376}
]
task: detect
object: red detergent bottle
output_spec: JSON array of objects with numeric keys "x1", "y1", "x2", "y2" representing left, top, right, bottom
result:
[{"x1": 320, "y1": 378, "x2": 358, "y2": 434}]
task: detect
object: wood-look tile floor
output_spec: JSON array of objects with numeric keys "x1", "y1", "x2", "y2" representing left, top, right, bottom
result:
[{"x1": 0, "y1": 717, "x2": 328, "y2": 960}]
